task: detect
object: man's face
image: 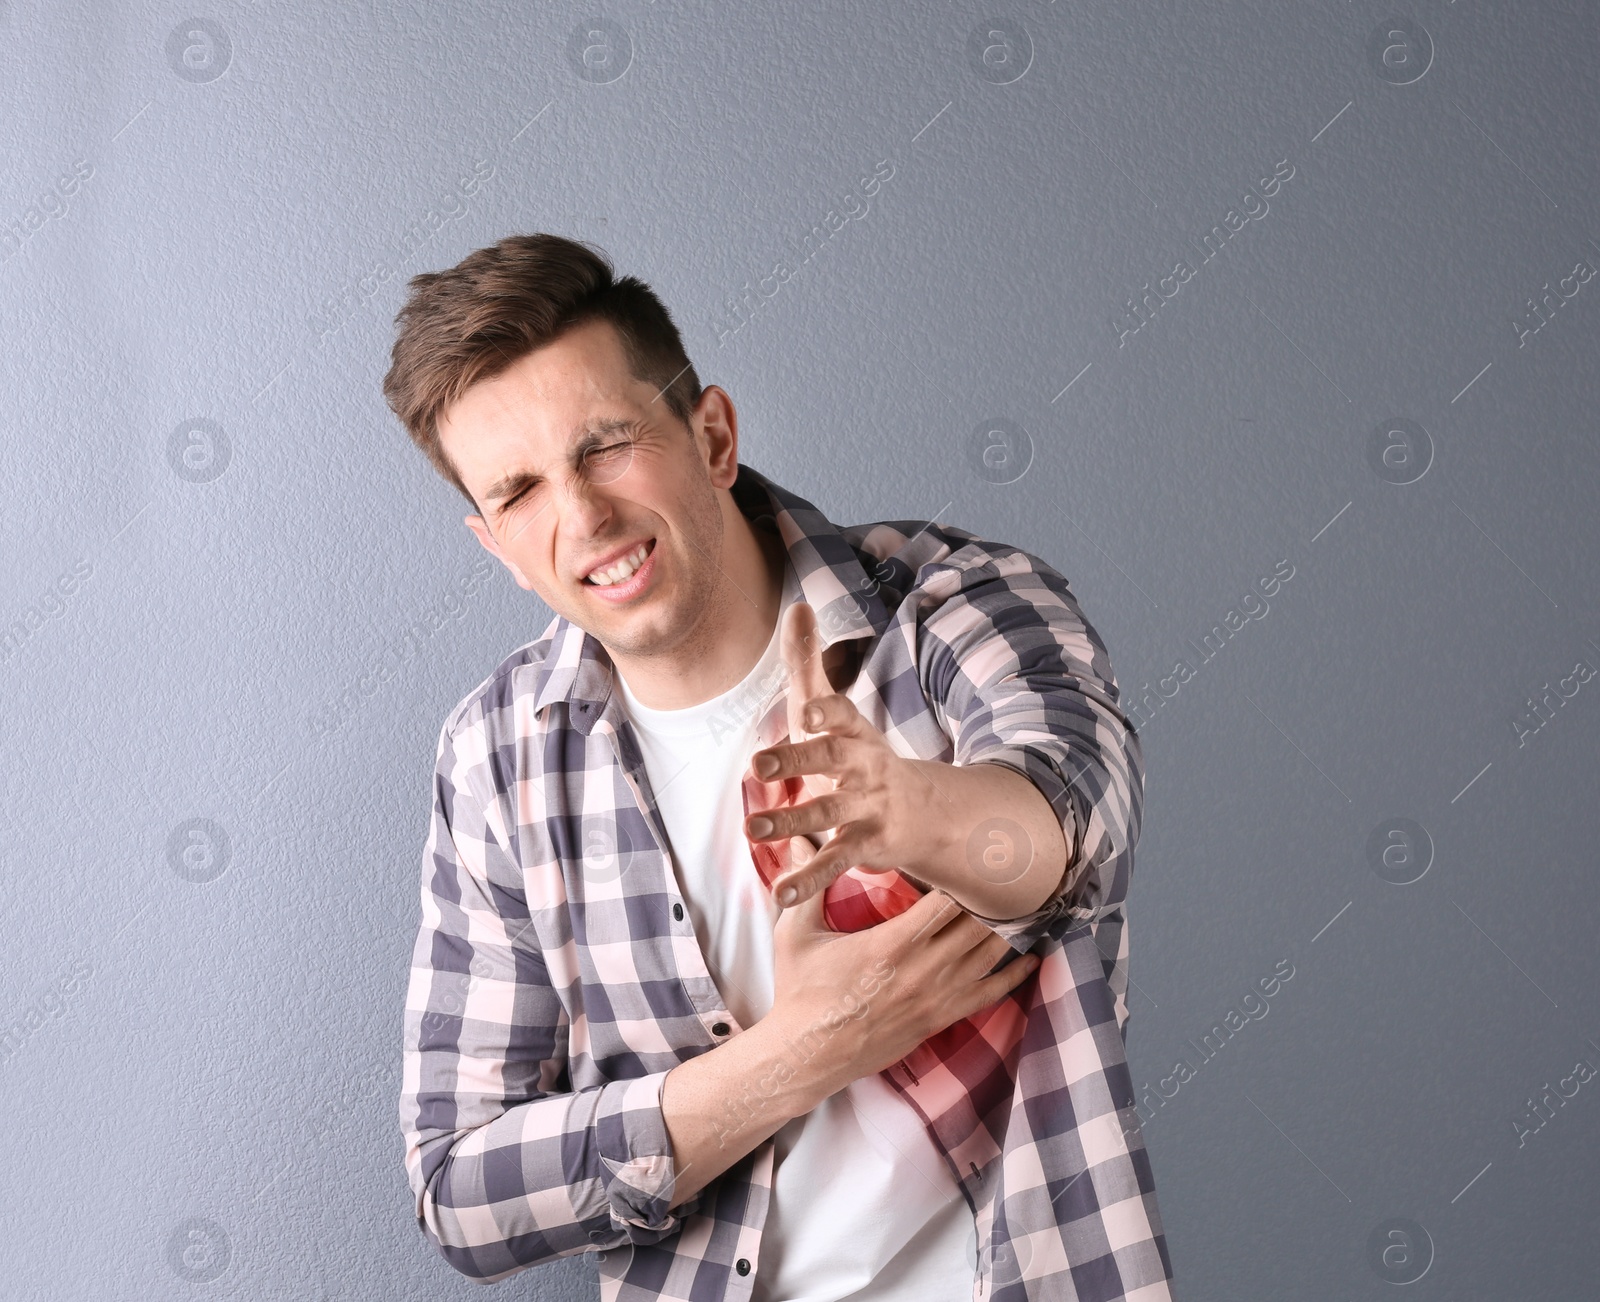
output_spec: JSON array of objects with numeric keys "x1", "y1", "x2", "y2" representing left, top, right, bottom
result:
[{"x1": 438, "y1": 317, "x2": 735, "y2": 662}]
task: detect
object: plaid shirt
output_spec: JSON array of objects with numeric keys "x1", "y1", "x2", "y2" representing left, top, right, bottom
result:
[{"x1": 399, "y1": 463, "x2": 1175, "y2": 1301}]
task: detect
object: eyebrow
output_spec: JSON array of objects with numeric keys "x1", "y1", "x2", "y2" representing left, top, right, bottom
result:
[{"x1": 481, "y1": 417, "x2": 641, "y2": 512}]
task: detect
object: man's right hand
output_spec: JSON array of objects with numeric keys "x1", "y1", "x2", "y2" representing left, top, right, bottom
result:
[
  {"x1": 768, "y1": 881, "x2": 1042, "y2": 1097},
  {"x1": 659, "y1": 879, "x2": 1039, "y2": 1210}
]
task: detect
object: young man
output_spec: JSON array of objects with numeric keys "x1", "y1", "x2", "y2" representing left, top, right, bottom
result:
[{"x1": 386, "y1": 234, "x2": 1173, "y2": 1301}]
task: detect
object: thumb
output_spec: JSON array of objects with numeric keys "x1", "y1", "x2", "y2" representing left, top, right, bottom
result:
[{"x1": 782, "y1": 601, "x2": 831, "y2": 744}]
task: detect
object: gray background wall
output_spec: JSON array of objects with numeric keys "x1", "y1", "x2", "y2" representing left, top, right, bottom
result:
[{"x1": 2, "y1": 2, "x2": 1595, "y2": 1298}]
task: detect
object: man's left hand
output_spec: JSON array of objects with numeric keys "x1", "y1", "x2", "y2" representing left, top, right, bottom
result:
[{"x1": 744, "y1": 602, "x2": 941, "y2": 907}]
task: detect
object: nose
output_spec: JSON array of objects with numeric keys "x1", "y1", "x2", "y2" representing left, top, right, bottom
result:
[{"x1": 556, "y1": 472, "x2": 615, "y2": 544}]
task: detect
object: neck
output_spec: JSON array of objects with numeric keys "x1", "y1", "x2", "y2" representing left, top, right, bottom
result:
[{"x1": 610, "y1": 497, "x2": 786, "y2": 710}]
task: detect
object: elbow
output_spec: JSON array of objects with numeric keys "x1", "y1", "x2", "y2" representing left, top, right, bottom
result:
[
  {"x1": 410, "y1": 1147, "x2": 554, "y2": 1284},
  {"x1": 416, "y1": 1217, "x2": 503, "y2": 1286},
  {"x1": 414, "y1": 1201, "x2": 552, "y2": 1285},
  {"x1": 414, "y1": 1185, "x2": 507, "y2": 1286}
]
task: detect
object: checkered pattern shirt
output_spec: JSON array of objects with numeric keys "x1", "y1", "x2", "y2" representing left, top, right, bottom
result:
[{"x1": 398, "y1": 463, "x2": 1175, "y2": 1300}]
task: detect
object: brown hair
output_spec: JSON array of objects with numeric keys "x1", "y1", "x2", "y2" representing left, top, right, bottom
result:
[{"x1": 382, "y1": 232, "x2": 703, "y2": 508}]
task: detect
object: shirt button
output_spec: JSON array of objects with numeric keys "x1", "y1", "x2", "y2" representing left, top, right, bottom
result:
[
  {"x1": 735, "y1": 1257, "x2": 751, "y2": 1276},
  {"x1": 672, "y1": 902, "x2": 684, "y2": 922},
  {"x1": 712, "y1": 1021, "x2": 731, "y2": 1036}
]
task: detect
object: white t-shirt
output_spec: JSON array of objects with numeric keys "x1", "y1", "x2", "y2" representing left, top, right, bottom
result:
[{"x1": 611, "y1": 576, "x2": 975, "y2": 1302}]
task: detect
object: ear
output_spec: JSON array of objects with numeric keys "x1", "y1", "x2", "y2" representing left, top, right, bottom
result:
[
  {"x1": 464, "y1": 513, "x2": 536, "y2": 590},
  {"x1": 693, "y1": 385, "x2": 740, "y2": 489}
]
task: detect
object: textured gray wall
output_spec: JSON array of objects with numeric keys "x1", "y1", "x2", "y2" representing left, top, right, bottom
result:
[{"x1": 2, "y1": 2, "x2": 1596, "y2": 1298}]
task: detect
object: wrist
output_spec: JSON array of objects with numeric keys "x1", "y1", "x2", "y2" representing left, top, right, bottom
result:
[{"x1": 754, "y1": 1000, "x2": 857, "y2": 1109}]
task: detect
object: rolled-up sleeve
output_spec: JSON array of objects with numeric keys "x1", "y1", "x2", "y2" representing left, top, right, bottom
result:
[
  {"x1": 915, "y1": 545, "x2": 1145, "y2": 948},
  {"x1": 398, "y1": 715, "x2": 699, "y2": 1283}
]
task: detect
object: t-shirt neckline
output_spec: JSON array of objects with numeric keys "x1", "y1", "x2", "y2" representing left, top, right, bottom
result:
[{"x1": 612, "y1": 558, "x2": 796, "y2": 735}]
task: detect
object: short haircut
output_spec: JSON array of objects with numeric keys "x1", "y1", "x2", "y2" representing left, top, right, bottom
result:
[{"x1": 382, "y1": 232, "x2": 703, "y2": 507}]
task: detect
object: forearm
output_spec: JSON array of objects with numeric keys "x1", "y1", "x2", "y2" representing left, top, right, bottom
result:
[
  {"x1": 900, "y1": 757, "x2": 1071, "y2": 922},
  {"x1": 660, "y1": 1010, "x2": 837, "y2": 1208}
]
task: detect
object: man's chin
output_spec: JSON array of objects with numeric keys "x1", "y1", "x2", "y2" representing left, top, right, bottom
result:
[{"x1": 577, "y1": 603, "x2": 680, "y2": 658}]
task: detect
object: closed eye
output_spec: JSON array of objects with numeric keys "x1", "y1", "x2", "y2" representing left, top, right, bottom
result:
[{"x1": 497, "y1": 432, "x2": 635, "y2": 515}]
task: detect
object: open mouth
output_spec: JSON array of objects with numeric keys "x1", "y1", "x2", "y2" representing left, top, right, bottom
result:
[{"x1": 582, "y1": 537, "x2": 657, "y2": 588}]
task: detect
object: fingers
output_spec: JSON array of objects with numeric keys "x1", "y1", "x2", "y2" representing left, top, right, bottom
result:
[
  {"x1": 777, "y1": 824, "x2": 882, "y2": 902},
  {"x1": 788, "y1": 833, "x2": 819, "y2": 871},
  {"x1": 782, "y1": 603, "x2": 833, "y2": 742},
  {"x1": 894, "y1": 900, "x2": 1019, "y2": 990},
  {"x1": 917, "y1": 913, "x2": 1008, "y2": 978},
  {"x1": 960, "y1": 929, "x2": 1023, "y2": 980},
  {"x1": 745, "y1": 788, "x2": 854, "y2": 844},
  {"x1": 771, "y1": 835, "x2": 830, "y2": 906},
  {"x1": 772, "y1": 851, "x2": 851, "y2": 908},
  {"x1": 794, "y1": 692, "x2": 861, "y2": 737},
  {"x1": 892, "y1": 890, "x2": 999, "y2": 953},
  {"x1": 961, "y1": 948, "x2": 1043, "y2": 1018},
  {"x1": 773, "y1": 867, "x2": 828, "y2": 934},
  {"x1": 751, "y1": 733, "x2": 851, "y2": 784},
  {"x1": 890, "y1": 887, "x2": 970, "y2": 948}
]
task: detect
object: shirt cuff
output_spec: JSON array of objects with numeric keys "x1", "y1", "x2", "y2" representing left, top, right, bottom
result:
[{"x1": 593, "y1": 1071, "x2": 700, "y2": 1241}]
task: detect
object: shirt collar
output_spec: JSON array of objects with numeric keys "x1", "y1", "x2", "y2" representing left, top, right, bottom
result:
[{"x1": 529, "y1": 462, "x2": 891, "y2": 733}]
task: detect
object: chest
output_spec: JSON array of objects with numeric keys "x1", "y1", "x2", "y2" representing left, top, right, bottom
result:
[{"x1": 518, "y1": 634, "x2": 954, "y2": 1075}]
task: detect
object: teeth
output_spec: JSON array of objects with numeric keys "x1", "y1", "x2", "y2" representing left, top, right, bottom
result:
[{"x1": 586, "y1": 542, "x2": 651, "y2": 587}]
